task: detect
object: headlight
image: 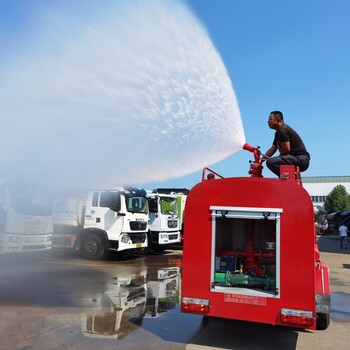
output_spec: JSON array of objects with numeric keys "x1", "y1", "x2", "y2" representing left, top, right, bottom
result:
[
  {"x1": 120, "y1": 234, "x2": 130, "y2": 244},
  {"x1": 8, "y1": 236, "x2": 22, "y2": 243},
  {"x1": 160, "y1": 234, "x2": 168, "y2": 240}
]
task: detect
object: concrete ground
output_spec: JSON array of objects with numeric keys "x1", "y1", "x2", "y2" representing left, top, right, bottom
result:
[{"x1": 0, "y1": 235, "x2": 348, "y2": 350}]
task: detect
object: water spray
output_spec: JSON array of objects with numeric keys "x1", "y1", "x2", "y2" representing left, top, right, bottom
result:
[{"x1": 0, "y1": 0, "x2": 245, "y2": 191}]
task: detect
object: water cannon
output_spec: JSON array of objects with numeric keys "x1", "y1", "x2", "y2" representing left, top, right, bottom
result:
[{"x1": 243, "y1": 143, "x2": 263, "y2": 177}]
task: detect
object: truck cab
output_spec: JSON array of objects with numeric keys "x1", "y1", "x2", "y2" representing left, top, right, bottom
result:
[
  {"x1": 146, "y1": 193, "x2": 181, "y2": 252},
  {"x1": 53, "y1": 187, "x2": 149, "y2": 260},
  {"x1": 0, "y1": 179, "x2": 53, "y2": 253},
  {"x1": 152, "y1": 188, "x2": 189, "y2": 240}
]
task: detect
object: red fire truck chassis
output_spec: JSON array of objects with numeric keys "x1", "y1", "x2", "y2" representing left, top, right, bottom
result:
[{"x1": 181, "y1": 144, "x2": 330, "y2": 330}]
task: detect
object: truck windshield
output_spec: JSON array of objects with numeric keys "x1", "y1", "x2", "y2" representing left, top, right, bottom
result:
[
  {"x1": 9, "y1": 182, "x2": 52, "y2": 216},
  {"x1": 160, "y1": 197, "x2": 178, "y2": 215},
  {"x1": 125, "y1": 195, "x2": 148, "y2": 214}
]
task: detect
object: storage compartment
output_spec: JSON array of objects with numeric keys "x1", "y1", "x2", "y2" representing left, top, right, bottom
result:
[{"x1": 210, "y1": 206, "x2": 281, "y2": 297}]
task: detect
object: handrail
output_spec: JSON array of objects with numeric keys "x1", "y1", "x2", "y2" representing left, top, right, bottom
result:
[{"x1": 201, "y1": 167, "x2": 225, "y2": 181}]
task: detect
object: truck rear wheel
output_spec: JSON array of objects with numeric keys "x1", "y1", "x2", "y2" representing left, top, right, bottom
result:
[
  {"x1": 316, "y1": 312, "x2": 330, "y2": 330},
  {"x1": 81, "y1": 233, "x2": 105, "y2": 260}
]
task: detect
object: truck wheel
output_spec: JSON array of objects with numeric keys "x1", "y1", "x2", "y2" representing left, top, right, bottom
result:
[
  {"x1": 81, "y1": 233, "x2": 105, "y2": 260},
  {"x1": 316, "y1": 312, "x2": 330, "y2": 330}
]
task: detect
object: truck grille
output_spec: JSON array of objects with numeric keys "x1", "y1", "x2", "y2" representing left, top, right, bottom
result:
[
  {"x1": 22, "y1": 245, "x2": 47, "y2": 250},
  {"x1": 130, "y1": 221, "x2": 147, "y2": 231},
  {"x1": 129, "y1": 233, "x2": 146, "y2": 244},
  {"x1": 167, "y1": 219, "x2": 178, "y2": 228}
]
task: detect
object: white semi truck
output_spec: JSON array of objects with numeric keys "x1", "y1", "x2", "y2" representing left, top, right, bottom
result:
[
  {"x1": 52, "y1": 187, "x2": 149, "y2": 260},
  {"x1": 146, "y1": 192, "x2": 181, "y2": 252},
  {"x1": 152, "y1": 188, "x2": 189, "y2": 241},
  {"x1": 0, "y1": 179, "x2": 53, "y2": 253}
]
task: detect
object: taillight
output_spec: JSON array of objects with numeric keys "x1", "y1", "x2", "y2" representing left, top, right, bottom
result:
[
  {"x1": 181, "y1": 297, "x2": 210, "y2": 314},
  {"x1": 280, "y1": 308, "x2": 314, "y2": 326}
]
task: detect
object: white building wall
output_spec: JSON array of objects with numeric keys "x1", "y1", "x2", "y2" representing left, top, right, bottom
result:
[{"x1": 302, "y1": 177, "x2": 350, "y2": 209}]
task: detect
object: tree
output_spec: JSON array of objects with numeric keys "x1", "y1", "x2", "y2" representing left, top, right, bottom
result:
[{"x1": 324, "y1": 185, "x2": 350, "y2": 213}]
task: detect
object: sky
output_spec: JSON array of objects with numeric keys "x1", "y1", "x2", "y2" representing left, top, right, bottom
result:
[
  {"x1": 1, "y1": 0, "x2": 349, "y2": 192},
  {"x1": 145, "y1": 0, "x2": 350, "y2": 190}
]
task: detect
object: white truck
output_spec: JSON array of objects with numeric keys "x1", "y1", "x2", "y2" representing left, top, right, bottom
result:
[
  {"x1": 146, "y1": 192, "x2": 181, "y2": 252},
  {"x1": 152, "y1": 188, "x2": 189, "y2": 241},
  {"x1": 0, "y1": 179, "x2": 53, "y2": 253},
  {"x1": 52, "y1": 187, "x2": 149, "y2": 260}
]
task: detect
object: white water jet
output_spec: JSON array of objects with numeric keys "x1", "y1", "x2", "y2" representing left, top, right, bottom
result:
[{"x1": 0, "y1": 0, "x2": 245, "y2": 191}]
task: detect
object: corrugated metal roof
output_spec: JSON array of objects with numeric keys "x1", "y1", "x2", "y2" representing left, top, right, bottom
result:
[{"x1": 302, "y1": 176, "x2": 350, "y2": 183}]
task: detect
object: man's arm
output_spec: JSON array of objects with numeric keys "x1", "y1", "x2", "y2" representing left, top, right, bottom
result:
[
  {"x1": 262, "y1": 145, "x2": 278, "y2": 160},
  {"x1": 279, "y1": 141, "x2": 291, "y2": 155}
]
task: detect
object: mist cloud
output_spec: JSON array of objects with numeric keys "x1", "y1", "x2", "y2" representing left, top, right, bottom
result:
[{"x1": 0, "y1": 0, "x2": 244, "y2": 191}]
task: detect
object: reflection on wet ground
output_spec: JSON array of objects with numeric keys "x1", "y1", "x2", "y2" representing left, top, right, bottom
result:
[
  {"x1": 0, "y1": 250, "x2": 203, "y2": 349},
  {"x1": 81, "y1": 261, "x2": 181, "y2": 340},
  {"x1": 0, "y1": 243, "x2": 349, "y2": 349}
]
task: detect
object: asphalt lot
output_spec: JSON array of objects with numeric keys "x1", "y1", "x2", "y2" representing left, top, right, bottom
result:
[{"x1": 0, "y1": 235, "x2": 349, "y2": 350}]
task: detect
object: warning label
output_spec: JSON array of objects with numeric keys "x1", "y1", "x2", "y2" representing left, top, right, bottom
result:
[{"x1": 224, "y1": 293, "x2": 267, "y2": 306}]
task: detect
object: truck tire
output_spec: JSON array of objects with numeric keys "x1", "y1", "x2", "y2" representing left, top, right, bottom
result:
[
  {"x1": 316, "y1": 312, "x2": 330, "y2": 330},
  {"x1": 81, "y1": 233, "x2": 105, "y2": 260}
]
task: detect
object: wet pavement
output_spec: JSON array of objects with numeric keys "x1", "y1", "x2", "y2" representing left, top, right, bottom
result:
[
  {"x1": 0, "y1": 236, "x2": 349, "y2": 350},
  {"x1": 0, "y1": 249, "x2": 203, "y2": 349}
]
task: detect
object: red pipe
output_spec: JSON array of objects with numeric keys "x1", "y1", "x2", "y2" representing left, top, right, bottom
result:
[{"x1": 243, "y1": 143, "x2": 263, "y2": 177}]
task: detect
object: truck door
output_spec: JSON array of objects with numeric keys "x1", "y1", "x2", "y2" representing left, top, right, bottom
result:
[
  {"x1": 148, "y1": 197, "x2": 160, "y2": 231},
  {"x1": 90, "y1": 192, "x2": 123, "y2": 238}
]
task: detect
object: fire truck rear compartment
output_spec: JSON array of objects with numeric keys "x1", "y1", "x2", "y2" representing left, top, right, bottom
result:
[{"x1": 211, "y1": 207, "x2": 281, "y2": 297}]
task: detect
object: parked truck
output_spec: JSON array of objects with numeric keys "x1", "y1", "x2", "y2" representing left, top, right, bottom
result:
[
  {"x1": 146, "y1": 192, "x2": 181, "y2": 252},
  {"x1": 181, "y1": 144, "x2": 331, "y2": 330},
  {"x1": 152, "y1": 188, "x2": 189, "y2": 241},
  {"x1": 52, "y1": 187, "x2": 149, "y2": 260},
  {"x1": 0, "y1": 179, "x2": 53, "y2": 253}
]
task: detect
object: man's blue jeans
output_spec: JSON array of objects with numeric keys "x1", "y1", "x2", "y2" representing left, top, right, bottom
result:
[
  {"x1": 266, "y1": 154, "x2": 310, "y2": 176},
  {"x1": 340, "y1": 236, "x2": 348, "y2": 249}
]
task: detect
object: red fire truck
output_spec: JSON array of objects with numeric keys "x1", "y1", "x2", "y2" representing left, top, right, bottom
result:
[{"x1": 181, "y1": 144, "x2": 330, "y2": 330}]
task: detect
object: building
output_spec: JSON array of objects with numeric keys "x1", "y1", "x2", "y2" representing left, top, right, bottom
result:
[{"x1": 302, "y1": 176, "x2": 350, "y2": 210}]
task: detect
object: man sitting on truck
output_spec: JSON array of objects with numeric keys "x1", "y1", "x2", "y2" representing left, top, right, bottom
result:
[{"x1": 262, "y1": 111, "x2": 310, "y2": 177}]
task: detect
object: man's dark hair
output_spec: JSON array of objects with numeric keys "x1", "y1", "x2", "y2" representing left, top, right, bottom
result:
[{"x1": 270, "y1": 111, "x2": 283, "y2": 122}]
